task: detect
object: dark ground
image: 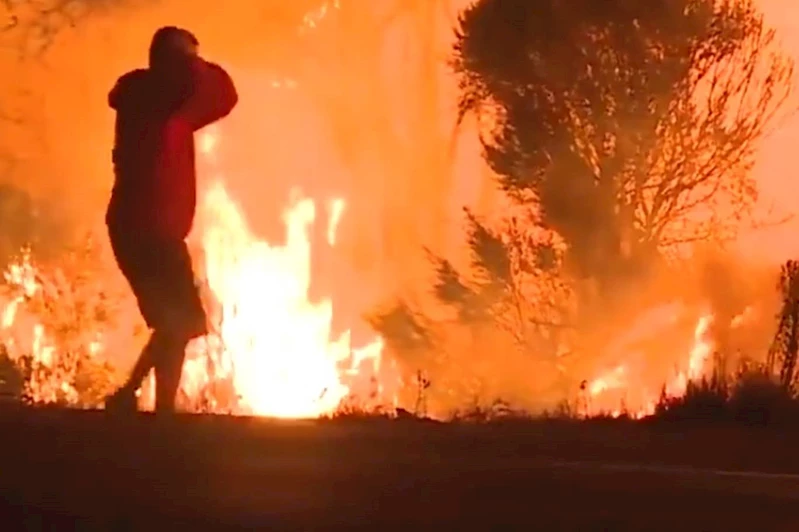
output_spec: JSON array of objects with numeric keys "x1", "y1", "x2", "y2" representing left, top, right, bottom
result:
[{"x1": 1, "y1": 406, "x2": 799, "y2": 530}]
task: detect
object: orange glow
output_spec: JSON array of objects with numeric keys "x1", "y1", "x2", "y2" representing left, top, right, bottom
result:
[
  {"x1": 165, "y1": 128, "x2": 396, "y2": 417},
  {"x1": 0, "y1": 0, "x2": 795, "y2": 417},
  {"x1": 583, "y1": 308, "x2": 756, "y2": 419}
]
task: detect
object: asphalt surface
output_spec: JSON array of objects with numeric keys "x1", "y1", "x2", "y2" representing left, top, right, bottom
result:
[{"x1": 1, "y1": 407, "x2": 799, "y2": 530}]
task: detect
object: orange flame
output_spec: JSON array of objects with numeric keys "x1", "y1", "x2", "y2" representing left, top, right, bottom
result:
[
  {"x1": 171, "y1": 129, "x2": 395, "y2": 417},
  {"x1": 583, "y1": 306, "x2": 753, "y2": 419}
]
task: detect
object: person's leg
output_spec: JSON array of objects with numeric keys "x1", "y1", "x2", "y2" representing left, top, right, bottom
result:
[
  {"x1": 121, "y1": 333, "x2": 160, "y2": 391},
  {"x1": 131, "y1": 237, "x2": 207, "y2": 414},
  {"x1": 105, "y1": 333, "x2": 160, "y2": 413},
  {"x1": 105, "y1": 230, "x2": 158, "y2": 413},
  {"x1": 152, "y1": 330, "x2": 190, "y2": 413}
]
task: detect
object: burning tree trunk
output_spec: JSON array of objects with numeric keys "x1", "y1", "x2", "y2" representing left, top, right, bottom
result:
[{"x1": 767, "y1": 260, "x2": 799, "y2": 389}]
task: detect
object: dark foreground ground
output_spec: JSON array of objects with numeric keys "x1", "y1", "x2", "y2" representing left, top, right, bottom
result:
[{"x1": 2, "y1": 407, "x2": 799, "y2": 530}]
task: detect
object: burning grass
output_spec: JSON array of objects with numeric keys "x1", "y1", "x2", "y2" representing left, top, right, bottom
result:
[
  {"x1": 3, "y1": 233, "x2": 798, "y2": 426},
  {"x1": 443, "y1": 367, "x2": 799, "y2": 428},
  {"x1": 0, "y1": 243, "x2": 123, "y2": 407}
]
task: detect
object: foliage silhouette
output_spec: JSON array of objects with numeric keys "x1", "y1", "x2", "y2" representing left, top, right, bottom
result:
[{"x1": 452, "y1": 0, "x2": 793, "y2": 292}]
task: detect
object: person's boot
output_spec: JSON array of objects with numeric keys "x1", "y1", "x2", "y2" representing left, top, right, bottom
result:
[{"x1": 104, "y1": 386, "x2": 138, "y2": 415}]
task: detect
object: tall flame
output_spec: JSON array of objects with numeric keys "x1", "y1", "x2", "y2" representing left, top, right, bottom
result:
[{"x1": 175, "y1": 129, "x2": 393, "y2": 417}]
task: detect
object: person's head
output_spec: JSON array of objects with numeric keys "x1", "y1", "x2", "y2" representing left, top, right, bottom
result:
[{"x1": 149, "y1": 26, "x2": 199, "y2": 72}]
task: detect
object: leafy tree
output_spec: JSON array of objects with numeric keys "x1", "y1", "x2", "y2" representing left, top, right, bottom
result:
[{"x1": 451, "y1": 0, "x2": 793, "y2": 296}]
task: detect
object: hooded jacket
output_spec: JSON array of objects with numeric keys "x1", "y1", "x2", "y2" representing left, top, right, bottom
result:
[{"x1": 107, "y1": 58, "x2": 238, "y2": 240}]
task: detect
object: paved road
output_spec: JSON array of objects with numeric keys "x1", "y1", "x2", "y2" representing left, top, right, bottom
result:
[{"x1": 1, "y1": 408, "x2": 798, "y2": 530}]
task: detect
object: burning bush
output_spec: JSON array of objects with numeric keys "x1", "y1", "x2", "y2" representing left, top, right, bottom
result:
[
  {"x1": 652, "y1": 262, "x2": 799, "y2": 427},
  {"x1": 0, "y1": 240, "x2": 124, "y2": 407}
]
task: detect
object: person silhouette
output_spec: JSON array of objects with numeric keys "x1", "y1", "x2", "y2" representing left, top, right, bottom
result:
[{"x1": 104, "y1": 26, "x2": 238, "y2": 414}]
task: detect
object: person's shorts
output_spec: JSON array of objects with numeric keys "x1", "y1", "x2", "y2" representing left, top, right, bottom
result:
[{"x1": 109, "y1": 228, "x2": 208, "y2": 339}]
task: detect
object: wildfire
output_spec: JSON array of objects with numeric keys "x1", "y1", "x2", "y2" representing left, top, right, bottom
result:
[
  {"x1": 189, "y1": 180, "x2": 387, "y2": 417},
  {"x1": 0, "y1": 126, "x2": 398, "y2": 417},
  {"x1": 0, "y1": 130, "x2": 764, "y2": 419},
  {"x1": 583, "y1": 308, "x2": 750, "y2": 419}
]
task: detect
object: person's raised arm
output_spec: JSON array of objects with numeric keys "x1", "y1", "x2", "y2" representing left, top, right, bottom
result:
[{"x1": 174, "y1": 58, "x2": 238, "y2": 131}]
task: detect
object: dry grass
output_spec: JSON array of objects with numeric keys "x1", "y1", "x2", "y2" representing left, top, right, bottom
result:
[{"x1": 3, "y1": 239, "x2": 799, "y2": 428}]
